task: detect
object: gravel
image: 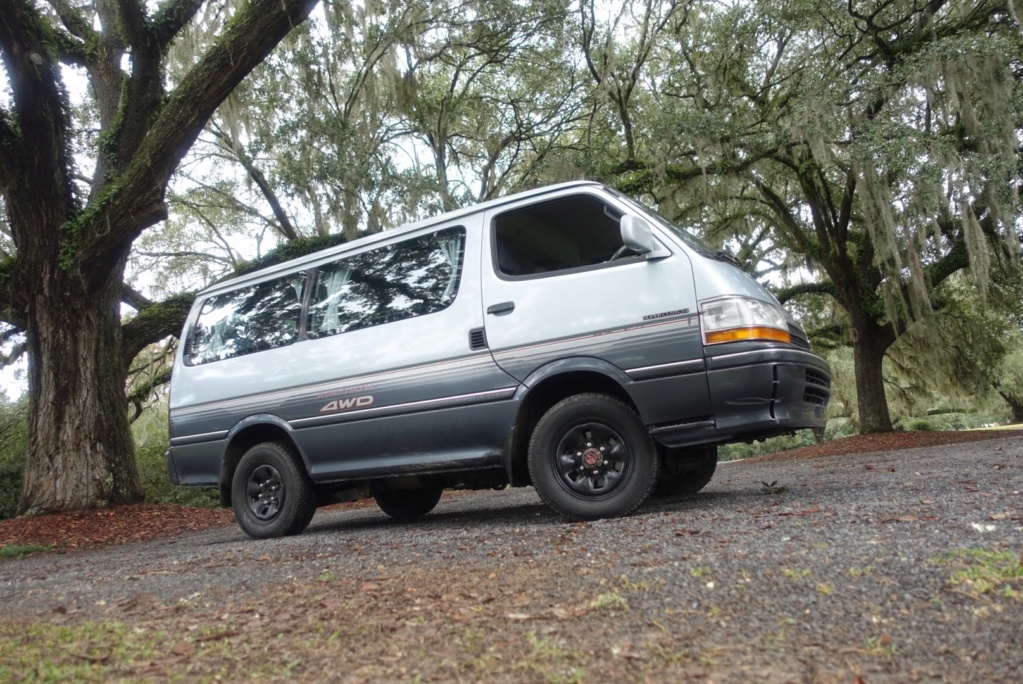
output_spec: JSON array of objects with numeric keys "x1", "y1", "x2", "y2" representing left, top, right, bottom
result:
[{"x1": 2, "y1": 435, "x2": 1022, "y2": 681}]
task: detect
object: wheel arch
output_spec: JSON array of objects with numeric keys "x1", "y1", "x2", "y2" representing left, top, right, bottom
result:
[
  {"x1": 219, "y1": 415, "x2": 306, "y2": 507},
  {"x1": 505, "y1": 358, "x2": 639, "y2": 486}
]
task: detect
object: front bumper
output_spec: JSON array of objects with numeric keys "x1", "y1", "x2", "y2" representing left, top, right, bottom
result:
[
  {"x1": 708, "y1": 346, "x2": 830, "y2": 440},
  {"x1": 653, "y1": 346, "x2": 831, "y2": 448}
]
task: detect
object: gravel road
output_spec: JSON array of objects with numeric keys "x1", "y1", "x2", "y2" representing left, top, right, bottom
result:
[{"x1": 2, "y1": 436, "x2": 1021, "y2": 682}]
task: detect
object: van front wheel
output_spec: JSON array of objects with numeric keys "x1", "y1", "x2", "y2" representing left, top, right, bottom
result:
[
  {"x1": 528, "y1": 394, "x2": 657, "y2": 521},
  {"x1": 232, "y1": 442, "x2": 316, "y2": 539}
]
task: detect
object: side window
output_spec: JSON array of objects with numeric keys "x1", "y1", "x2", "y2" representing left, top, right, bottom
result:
[
  {"x1": 308, "y1": 226, "x2": 465, "y2": 338},
  {"x1": 493, "y1": 195, "x2": 626, "y2": 277},
  {"x1": 189, "y1": 274, "x2": 305, "y2": 365}
]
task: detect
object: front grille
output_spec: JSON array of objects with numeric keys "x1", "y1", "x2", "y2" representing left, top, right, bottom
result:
[{"x1": 803, "y1": 368, "x2": 830, "y2": 406}]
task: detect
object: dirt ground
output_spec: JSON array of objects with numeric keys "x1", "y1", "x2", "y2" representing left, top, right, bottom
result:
[
  {"x1": 0, "y1": 429, "x2": 1021, "y2": 683},
  {"x1": 2, "y1": 429, "x2": 1018, "y2": 553}
]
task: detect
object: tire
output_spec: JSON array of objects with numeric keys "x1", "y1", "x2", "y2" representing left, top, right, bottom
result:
[
  {"x1": 231, "y1": 442, "x2": 317, "y2": 539},
  {"x1": 528, "y1": 393, "x2": 658, "y2": 521},
  {"x1": 654, "y1": 445, "x2": 718, "y2": 497},
  {"x1": 374, "y1": 487, "x2": 444, "y2": 520}
]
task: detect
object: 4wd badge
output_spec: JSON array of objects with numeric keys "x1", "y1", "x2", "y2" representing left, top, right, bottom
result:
[{"x1": 320, "y1": 395, "x2": 374, "y2": 413}]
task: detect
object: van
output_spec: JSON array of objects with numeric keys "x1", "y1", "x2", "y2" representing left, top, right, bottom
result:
[{"x1": 166, "y1": 181, "x2": 831, "y2": 538}]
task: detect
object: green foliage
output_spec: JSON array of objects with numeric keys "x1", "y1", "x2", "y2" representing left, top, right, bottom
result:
[
  {"x1": 0, "y1": 462, "x2": 21, "y2": 521},
  {"x1": 903, "y1": 412, "x2": 1003, "y2": 432},
  {"x1": 125, "y1": 0, "x2": 1023, "y2": 443},
  {"x1": 0, "y1": 396, "x2": 27, "y2": 520},
  {"x1": 135, "y1": 443, "x2": 219, "y2": 508},
  {"x1": 228, "y1": 232, "x2": 349, "y2": 280},
  {"x1": 131, "y1": 402, "x2": 218, "y2": 508},
  {"x1": 719, "y1": 429, "x2": 819, "y2": 461}
]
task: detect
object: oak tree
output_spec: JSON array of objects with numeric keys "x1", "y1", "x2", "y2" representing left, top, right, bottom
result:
[{"x1": 0, "y1": 0, "x2": 318, "y2": 513}]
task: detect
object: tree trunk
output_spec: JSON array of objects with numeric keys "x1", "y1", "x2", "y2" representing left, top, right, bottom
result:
[
  {"x1": 19, "y1": 262, "x2": 142, "y2": 514},
  {"x1": 997, "y1": 391, "x2": 1023, "y2": 424},
  {"x1": 850, "y1": 321, "x2": 894, "y2": 434}
]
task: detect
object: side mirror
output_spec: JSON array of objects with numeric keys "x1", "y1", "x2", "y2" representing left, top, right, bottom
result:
[{"x1": 620, "y1": 215, "x2": 670, "y2": 259}]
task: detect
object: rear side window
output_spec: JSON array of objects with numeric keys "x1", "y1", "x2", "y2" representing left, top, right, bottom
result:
[
  {"x1": 308, "y1": 226, "x2": 465, "y2": 338},
  {"x1": 189, "y1": 274, "x2": 305, "y2": 365},
  {"x1": 493, "y1": 195, "x2": 625, "y2": 277}
]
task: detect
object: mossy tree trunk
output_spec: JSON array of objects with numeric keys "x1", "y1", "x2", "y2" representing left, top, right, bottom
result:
[{"x1": 0, "y1": 0, "x2": 318, "y2": 514}]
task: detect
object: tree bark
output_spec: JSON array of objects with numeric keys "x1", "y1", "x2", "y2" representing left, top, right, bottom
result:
[
  {"x1": 1, "y1": 0, "x2": 319, "y2": 515},
  {"x1": 997, "y1": 391, "x2": 1023, "y2": 424},
  {"x1": 849, "y1": 316, "x2": 895, "y2": 434},
  {"x1": 20, "y1": 261, "x2": 141, "y2": 513}
]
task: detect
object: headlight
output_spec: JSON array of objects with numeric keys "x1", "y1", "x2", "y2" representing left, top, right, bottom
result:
[{"x1": 699, "y1": 296, "x2": 791, "y2": 345}]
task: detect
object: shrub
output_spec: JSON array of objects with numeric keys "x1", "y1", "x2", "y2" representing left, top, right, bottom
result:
[
  {"x1": 136, "y1": 443, "x2": 219, "y2": 508},
  {"x1": 0, "y1": 462, "x2": 21, "y2": 520},
  {"x1": 719, "y1": 428, "x2": 819, "y2": 461}
]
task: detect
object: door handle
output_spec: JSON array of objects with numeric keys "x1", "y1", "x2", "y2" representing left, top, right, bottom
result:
[{"x1": 487, "y1": 301, "x2": 515, "y2": 315}]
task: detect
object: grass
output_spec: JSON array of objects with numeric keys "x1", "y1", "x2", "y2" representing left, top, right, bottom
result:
[
  {"x1": 0, "y1": 543, "x2": 54, "y2": 559},
  {"x1": 0, "y1": 621, "x2": 163, "y2": 682},
  {"x1": 932, "y1": 548, "x2": 1023, "y2": 601}
]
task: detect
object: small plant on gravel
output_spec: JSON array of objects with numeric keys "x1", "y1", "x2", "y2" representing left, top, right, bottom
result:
[
  {"x1": 781, "y1": 568, "x2": 812, "y2": 579},
  {"x1": 548, "y1": 667, "x2": 586, "y2": 684},
  {"x1": 618, "y1": 573, "x2": 648, "y2": 591},
  {"x1": 760, "y1": 480, "x2": 788, "y2": 495},
  {"x1": 589, "y1": 591, "x2": 629, "y2": 612},
  {"x1": 864, "y1": 634, "x2": 896, "y2": 658},
  {"x1": 848, "y1": 565, "x2": 875, "y2": 579},
  {"x1": 524, "y1": 630, "x2": 583, "y2": 674},
  {"x1": 690, "y1": 566, "x2": 712, "y2": 578},
  {"x1": 763, "y1": 628, "x2": 787, "y2": 650}
]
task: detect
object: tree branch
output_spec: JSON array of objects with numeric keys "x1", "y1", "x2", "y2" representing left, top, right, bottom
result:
[
  {"x1": 774, "y1": 280, "x2": 840, "y2": 304},
  {"x1": 210, "y1": 126, "x2": 300, "y2": 240},
  {"x1": 79, "y1": 0, "x2": 319, "y2": 276},
  {"x1": 152, "y1": 0, "x2": 206, "y2": 48},
  {"x1": 120, "y1": 291, "x2": 196, "y2": 369},
  {"x1": 121, "y1": 282, "x2": 153, "y2": 310},
  {"x1": 0, "y1": 0, "x2": 77, "y2": 248}
]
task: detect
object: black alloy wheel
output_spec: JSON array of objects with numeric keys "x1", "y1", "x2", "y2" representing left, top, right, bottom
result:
[
  {"x1": 232, "y1": 442, "x2": 317, "y2": 539},
  {"x1": 528, "y1": 393, "x2": 657, "y2": 521}
]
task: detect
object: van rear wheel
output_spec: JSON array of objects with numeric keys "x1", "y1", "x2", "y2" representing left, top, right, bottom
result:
[
  {"x1": 654, "y1": 445, "x2": 718, "y2": 497},
  {"x1": 232, "y1": 442, "x2": 316, "y2": 539},
  {"x1": 374, "y1": 487, "x2": 443, "y2": 520},
  {"x1": 528, "y1": 394, "x2": 658, "y2": 521}
]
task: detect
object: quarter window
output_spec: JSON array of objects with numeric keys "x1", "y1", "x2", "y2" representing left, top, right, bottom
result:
[
  {"x1": 189, "y1": 274, "x2": 305, "y2": 365},
  {"x1": 308, "y1": 227, "x2": 465, "y2": 338}
]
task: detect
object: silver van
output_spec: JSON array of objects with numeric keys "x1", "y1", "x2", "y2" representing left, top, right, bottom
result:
[{"x1": 166, "y1": 181, "x2": 831, "y2": 538}]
